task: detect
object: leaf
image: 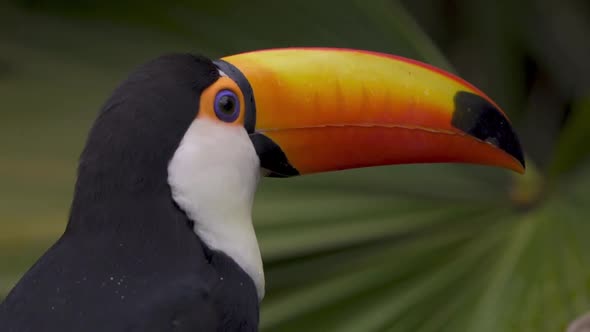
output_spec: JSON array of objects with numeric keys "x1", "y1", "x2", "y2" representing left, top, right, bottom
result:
[
  {"x1": 260, "y1": 167, "x2": 590, "y2": 332},
  {"x1": 522, "y1": 0, "x2": 590, "y2": 98},
  {"x1": 550, "y1": 96, "x2": 590, "y2": 176},
  {"x1": 353, "y1": 0, "x2": 455, "y2": 72}
]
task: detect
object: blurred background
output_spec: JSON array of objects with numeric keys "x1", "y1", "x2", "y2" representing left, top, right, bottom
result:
[{"x1": 1, "y1": 0, "x2": 589, "y2": 331}]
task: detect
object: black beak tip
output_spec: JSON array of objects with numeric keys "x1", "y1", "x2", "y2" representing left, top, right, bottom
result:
[{"x1": 452, "y1": 91, "x2": 525, "y2": 171}]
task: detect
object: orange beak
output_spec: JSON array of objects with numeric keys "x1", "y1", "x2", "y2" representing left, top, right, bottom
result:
[{"x1": 216, "y1": 48, "x2": 525, "y2": 176}]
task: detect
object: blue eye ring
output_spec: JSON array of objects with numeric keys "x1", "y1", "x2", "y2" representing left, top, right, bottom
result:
[{"x1": 214, "y1": 89, "x2": 240, "y2": 123}]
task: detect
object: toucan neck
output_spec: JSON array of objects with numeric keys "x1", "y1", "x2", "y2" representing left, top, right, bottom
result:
[
  {"x1": 66, "y1": 158, "x2": 184, "y2": 236},
  {"x1": 167, "y1": 119, "x2": 266, "y2": 300}
]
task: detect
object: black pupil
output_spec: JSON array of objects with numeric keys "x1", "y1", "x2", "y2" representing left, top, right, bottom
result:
[{"x1": 219, "y1": 95, "x2": 235, "y2": 114}]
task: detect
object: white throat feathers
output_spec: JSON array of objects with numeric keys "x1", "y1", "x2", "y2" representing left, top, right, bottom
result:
[{"x1": 168, "y1": 118, "x2": 264, "y2": 300}]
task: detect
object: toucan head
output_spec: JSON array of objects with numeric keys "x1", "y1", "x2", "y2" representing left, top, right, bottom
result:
[{"x1": 76, "y1": 48, "x2": 524, "y2": 301}]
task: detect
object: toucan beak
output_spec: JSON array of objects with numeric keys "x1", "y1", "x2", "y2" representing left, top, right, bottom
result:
[{"x1": 217, "y1": 48, "x2": 525, "y2": 177}]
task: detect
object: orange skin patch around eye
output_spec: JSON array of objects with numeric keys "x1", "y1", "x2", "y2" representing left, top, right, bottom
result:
[{"x1": 198, "y1": 76, "x2": 247, "y2": 127}]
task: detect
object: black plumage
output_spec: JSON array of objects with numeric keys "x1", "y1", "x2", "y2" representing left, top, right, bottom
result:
[{"x1": 0, "y1": 54, "x2": 259, "y2": 331}]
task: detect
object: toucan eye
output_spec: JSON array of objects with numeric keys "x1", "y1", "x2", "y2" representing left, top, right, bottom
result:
[{"x1": 214, "y1": 90, "x2": 240, "y2": 122}]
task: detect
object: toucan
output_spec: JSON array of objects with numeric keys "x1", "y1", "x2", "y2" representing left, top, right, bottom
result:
[{"x1": 0, "y1": 48, "x2": 524, "y2": 331}]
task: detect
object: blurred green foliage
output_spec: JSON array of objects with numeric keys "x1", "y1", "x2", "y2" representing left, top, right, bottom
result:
[{"x1": 1, "y1": 0, "x2": 590, "y2": 331}]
